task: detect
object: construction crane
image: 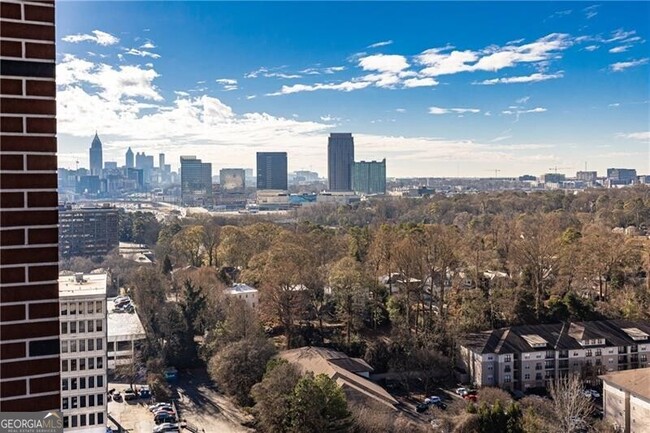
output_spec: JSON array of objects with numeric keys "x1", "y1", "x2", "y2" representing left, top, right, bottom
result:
[{"x1": 548, "y1": 166, "x2": 571, "y2": 173}]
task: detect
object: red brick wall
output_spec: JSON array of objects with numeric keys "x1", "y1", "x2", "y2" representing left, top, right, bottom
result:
[{"x1": 0, "y1": 0, "x2": 60, "y2": 411}]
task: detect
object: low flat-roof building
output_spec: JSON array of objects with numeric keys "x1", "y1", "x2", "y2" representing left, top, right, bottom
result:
[
  {"x1": 225, "y1": 283, "x2": 259, "y2": 309},
  {"x1": 58, "y1": 273, "x2": 108, "y2": 432},
  {"x1": 600, "y1": 368, "x2": 650, "y2": 433},
  {"x1": 107, "y1": 299, "x2": 146, "y2": 369}
]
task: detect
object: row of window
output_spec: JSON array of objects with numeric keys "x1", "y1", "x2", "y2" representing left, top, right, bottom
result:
[
  {"x1": 63, "y1": 412, "x2": 104, "y2": 429},
  {"x1": 62, "y1": 375, "x2": 104, "y2": 391},
  {"x1": 523, "y1": 373, "x2": 544, "y2": 381},
  {"x1": 62, "y1": 393, "x2": 104, "y2": 410},
  {"x1": 495, "y1": 346, "x2": 648, "y2": 362},
  {"x1": 61, "y1": 338, "x2": 104, "y2": 354},
  {"x1": 60, "y1": 301, "x2": 104, "y2": 316},
  {"x1": 61, "y1": 320, "x2": 104, "y2": 334},
  {"x1": 61, "y1": 356, "x2": 104, "y2": 372}
]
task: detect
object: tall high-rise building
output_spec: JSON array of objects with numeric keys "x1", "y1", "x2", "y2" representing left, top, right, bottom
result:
[
  {"x1": 328, "y1": 133, "x2": 354, "y2": 192},
  {"x1": 180, "y1": 156, "x2": 213, "y2": 205},
  {"x1": 607, "y1": 168, "x2": 637, "y2": 185},
  {"x1": 257, "y1": 152, "x2": 288, "y2": 190},
  {"x1": 58, "y1": 273, "x2": 107, "y2": 431},
  {"x1": 352, "y1": 159, "x2": 386, "y2": 195},
  {"x1": 59, "y1": 206, "x2": 120, "y2": 258},
  {"x1": 0, "y1": 0, "x2": 61, "y2": 411},
  {"x1": 89, "y1": 132, "x2": 103, "y2": 176},
  {"x1": 125, "y1": 147, "x2": 134, "y2": 169},
  {"x1": 158, "y1": 153, "x2": 165, "y2": 170}
]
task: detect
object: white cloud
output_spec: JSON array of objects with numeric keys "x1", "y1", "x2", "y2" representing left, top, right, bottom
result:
[
  {"x1": 367, "y1": 40, "x2": 394, "y2": 48},
  {"x1": 174, "y1": 91, "x2": 190, "y2": 97},
  {"x1": 609, "y1": 45, "x2": 632, "y2": 53},
  {"x1": 267, "y1": 80, "x2": 372, "y2": 96},
  {"x1": 62, "y1": 30, "x2": 119, "y2": 46},
  {"x1": 403, "y1": 77, "x2": 438, "y2": 88},
  {"x1": 610, "y1": 58, "x2": 649, "y2": 72},
  {"x1": 583, "y1": 5, "x2": 599, "y2": 19},
  {"x1": 246, "y1": 95, "x2": 256, "y2": 100},
  {"x1": 475, "y1": 71, "x2": 564, "y2": 85},
  {"x1": 324, "y1": 66, "x2": 345, "y2": 74},
  {"x1": 320, "y1": 115, "x2": 341, "y2": 122},
  {"x1": 429, "y1": 106, "x2": 480, "y2": 115},
  {"x1": 516, "y1": 96, "x2": 530, "y2": 104},
  {"x1": 606, "y1": 29, "x2": 637, "y2": 43},
  {"x1": 359, "y1": 54, "x2": 409, "y2": 73},
  {"x1": 584, "y1": 45, "x2": 600, "y2": 52},
  {"x1": 608, "y1": 103, "x2": 620, "y2": 107},
  {"x1": 502, "y1": 107, "x2": 547, "y2": 115},
  {"x1": 618, "y1": 132, "x2": 650, "y2": 140},
  {"x1": 140, "y1": 41, "x2": 156, "y2": 49},
  {"x1": 299, "y1": 66, "x2": 346, "y2": 75},
  {"x1": 395, "y1": 108, "x2": 406, "y2": 113},
  {"x1": 124, "y1": 48, "x2": 161, "y2": 59},
  {"x1": 216, "y1": 78, "x2": 238, "y2": 91}
]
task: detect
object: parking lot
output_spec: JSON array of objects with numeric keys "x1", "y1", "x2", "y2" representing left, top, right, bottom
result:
[{"x1": 107, "y1": 384, "x2": 156, "y2": 433}]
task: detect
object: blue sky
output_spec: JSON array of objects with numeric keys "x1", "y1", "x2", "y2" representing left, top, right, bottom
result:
[{"x1": 56, "y1": 2, "x2": 649, "y2": 177}]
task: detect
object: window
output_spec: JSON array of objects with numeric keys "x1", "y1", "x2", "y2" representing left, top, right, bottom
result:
[
  {"x1": 504, "y1": 375, "x2": 511, "y2": 383},
  {"x1": 71, "y1": 378, "x2": 77, "y2": 390},
  {"x1": 89, "y1": 414, "x2": 95, "y2": 426},
  {"x1": 88, "y1": 301, "x2": 95, "y2": 313},
  {"x1": 79, "y1": 321, "x2": 85, "y2": 333},
  {"x1": 524, "y1": 373, "x2": 530, "y2": 380},
  {"x1": 89, "y1": 376, "x2": 95, "y2": 388},
  {"x1": 488, "y1": 365, "x2": 493, "y2": 370},
  {"x1": 61, "y1": 360, "x2": 68, "y2": 372},
  {"x1": 573, "y1": 352, "x2": 579, "y2": 357},
  {"x1": 79, "y1": 358, "x2": 86, "y2": 371},
  {"x1": 536, "y1": 373, "x2": 542, "y2": 380},
  {"x1": 61, "y1": 322, "x2": 68, "y2": 334},
  {"x1": 98, "y1": 394, "x2": 104, "y2": 406},
  {"x1": 80, "y1": 396, "x2": 86, "y2": 407},
  {"x1": 88, "y1": 339, "x2": 94, "y2": 351},
  {"x1": 88, "y1": 320, "x2": 94, "y2": 332},
  {"x1": 586, "y1": 350, "x2": 592, "y2": 357},
  {"x1": 97, "y1": 356, "x2": 103, "y2": 369},
  {"x1": 536, "y1": 363, "x2": 542, "y2": 370},
  {"x1": 596, "y1": 349, "x2": 602, "y2": 356},
  {"x1": 71, "y1": 397, "x2": 78, "y2": 409},
  {"x1": 641, "y1": 355, "x2": 647, "y2": 362},
  {"x1": 504, "y1": 355, "x2": 512, "y2": 362},
  {"x1": 98, "y1": 413, "x2": 104, "y2": 425},
  {"x1": 70, "y1": 322, "x2": 77, "y2": 334},
  {"x1": 80, "y1": 377, "x2": 86, "y2": 389},
  {"x1": 96, "y1": 301, "x2": 102, "y2": 313},
  {"x1": 62, "y1": 398, "x2": 69, "y2": 410},
  {"x1": 78, "y1": 302, "x2": 85, "y2": 315},
  {"x1": 70, "y1": 303, "x2": 76, "y2": 315},
  {"x1": 107, "y1": 342, "x2": 114, "y2": 352},
  {"x1": 63, "y1": 417, "x2": 68, "y2": 429},
  {"x1": 487, "y1": 356, "x2": 493, "y2": 361},
  {"x1": 60, "y1": 303, "x2": 67, "y2": 316},
  {"x1": 525, "y1": 365, "x2": 530, "y2": 370},
  {"x1": 97, "y1": 375, "x2": 103, "y2": 387},
  {"x1": 61, "y1": 341, "x2": 68, "y2": 353},
  {"x1": 89, "y1": 358, "x2": 94, "y2": 370},
  {"x1": 70, "y1": 340, "x2": 76, "y2": 353},
  {"x1": 71, "y1": 359, "x2": 77, "y2": 371},
  {"x1": 96, "y1": 320, "x2": 103, "y2": 332},
  {"x1": 96, "y1": 338, "x2": 103, "y2": 350},
  {"x1": 80, "y1": 414, "x2": 86, "y2": 427},
  {"x1": 62, "y1": 379, "x2": 68, "y2": 391},
  {"x1": 79, "y1": 339, "x2": 85, "y2": 352},
  {"x1": 71, "y1": 416, "x2": 77, "y2": 428},
  {"x1": 89, "y1": 395, "x2": 95, "y2": 407}
]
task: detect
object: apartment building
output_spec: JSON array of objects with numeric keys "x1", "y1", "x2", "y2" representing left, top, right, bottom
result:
[
  {"x1": 0, "y1": 0, "x2": 60, "y2": 411},
  {"x1": 459, "y1": 320, "x2": 650, "y2": 392},
  {"x1": 58, "y1": 205, "x2": 119, "y2": 258},
  {"x1": 600, "y1": 368, "x2": 650, "y2": 433},
  {"x1": 224, "y1": 283, "x2": 259, "y2": 309},
  {"x1": 59, "y1": 273, "x2": 107, "y2": 432}
]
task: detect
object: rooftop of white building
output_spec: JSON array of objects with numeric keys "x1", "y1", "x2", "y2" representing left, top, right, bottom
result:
[
  {"x1": 225, "y1": 283, "x2": 258, "y2": 295},
  {"x1": 58, "y1": 273, "x2": 107, "y2": 298},
  {"x1": 107, "y1": 298, "x2": 146, "y2": 340}
]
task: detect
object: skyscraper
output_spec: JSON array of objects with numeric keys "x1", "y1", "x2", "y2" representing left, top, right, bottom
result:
[
  {"x1": 125, "y1": 147, "x2": 134, "y2": 169},
  {"x1": 89, "y1": 132, "x2": 103, "y2": 176},
  {"x1": 180, "y1": 156, "x2": 213, "y2": 205},
  {"x1": 352, "y1": 159, "x2": 386, "y2": 195},
  {"x1": 159, "y1": 153, "x2": 165, "y2": 169},
  {"x1": 328, "y1": 133, "x2": 354, "y2": 192},
  {"x1": 0, "y1": 0, "x2": 61, "y2": 411},
  {"x1": 257, "y1": 152, "x2": 288, "y2": 190}
]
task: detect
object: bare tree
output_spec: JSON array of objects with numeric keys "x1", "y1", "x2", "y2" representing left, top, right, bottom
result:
[{"x1": 549, "y1": 375, "x2": 593, "y2": 433}]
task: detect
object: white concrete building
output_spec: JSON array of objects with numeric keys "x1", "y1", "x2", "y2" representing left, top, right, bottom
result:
[
  {"x1": 600, "y1": 368, "x2": 650, "y2": 433},
  {"x1": 106, "y1": 299, "x2": 146, "y2": 369},
  {"x1": 59, "y1": 273, "x2": 108, "y2": 432},
  {"x1": 225, "y1": 283, "x2": 259, "y2": 309}
]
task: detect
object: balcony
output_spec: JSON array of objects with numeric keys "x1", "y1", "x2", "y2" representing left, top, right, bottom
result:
[
  {"x1": 559, "y1": 361, "x2": 569, "y2": 369},
  {"x1": 619, "y1": 356, "x2": 629, "y2": 364}
]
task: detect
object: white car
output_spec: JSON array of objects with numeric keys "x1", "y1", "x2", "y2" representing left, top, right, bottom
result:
[
  {"x1": 149, "y1": 403, "x2": 173, "y2": 412},
  {"x1": 425, "y1": 396, "x2": 442, "y2": 404},
  {"x1": 153, "y1": 423, "x2": 179, "y2": 433},
  {"x1": 589, "y1": 389, "x2": 601, "y2": 398},
  {"x1": 583, "y1": 390, "x2": 593, "y2": 398},
  {"x1": 456, "y1": 387, "x2": 468, "y2": 396}
]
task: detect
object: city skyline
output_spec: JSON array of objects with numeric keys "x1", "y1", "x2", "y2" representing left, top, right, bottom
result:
[{"x1": 56, "y1": 2, "x2": 649, "y2": 177}]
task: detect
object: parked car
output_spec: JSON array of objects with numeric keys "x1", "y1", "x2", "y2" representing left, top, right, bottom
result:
[
  {"x1": 152, "y1": 408, "x2": 175, "y2": 417},
  {"x1": 154, "y1": 414, "x2": 177, "y2": 425},
  {"x1": 464, "y1": 394, "x2": 478, "y2": 402},
  {"x1": 456, "y1": 387, "x2": 468, "y2": 396},
  {"x1": 425, "y1": 396, "x2": 442, "y2": 405},
  {"x1": 153, "y1": 423, "x2": 179, "y2": 433},
  {"x1": 589, "y1": 389, "x2": 601, "y2": 398},
  {"x1": 416, "y1": 403, "x2": 429, "y2": 413},
  {"x1": 112, "y1": 392, "x2": 122, "y2": 402},
  {"x1": 149, "y1": 403, "x2": 172, "y2": 412},
  {"x1": 139, "y1": 387, "x2": 151, "y2": 399},
  {"x1": 123, "y1": 389, "x2": 137, "y2": 400}
]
